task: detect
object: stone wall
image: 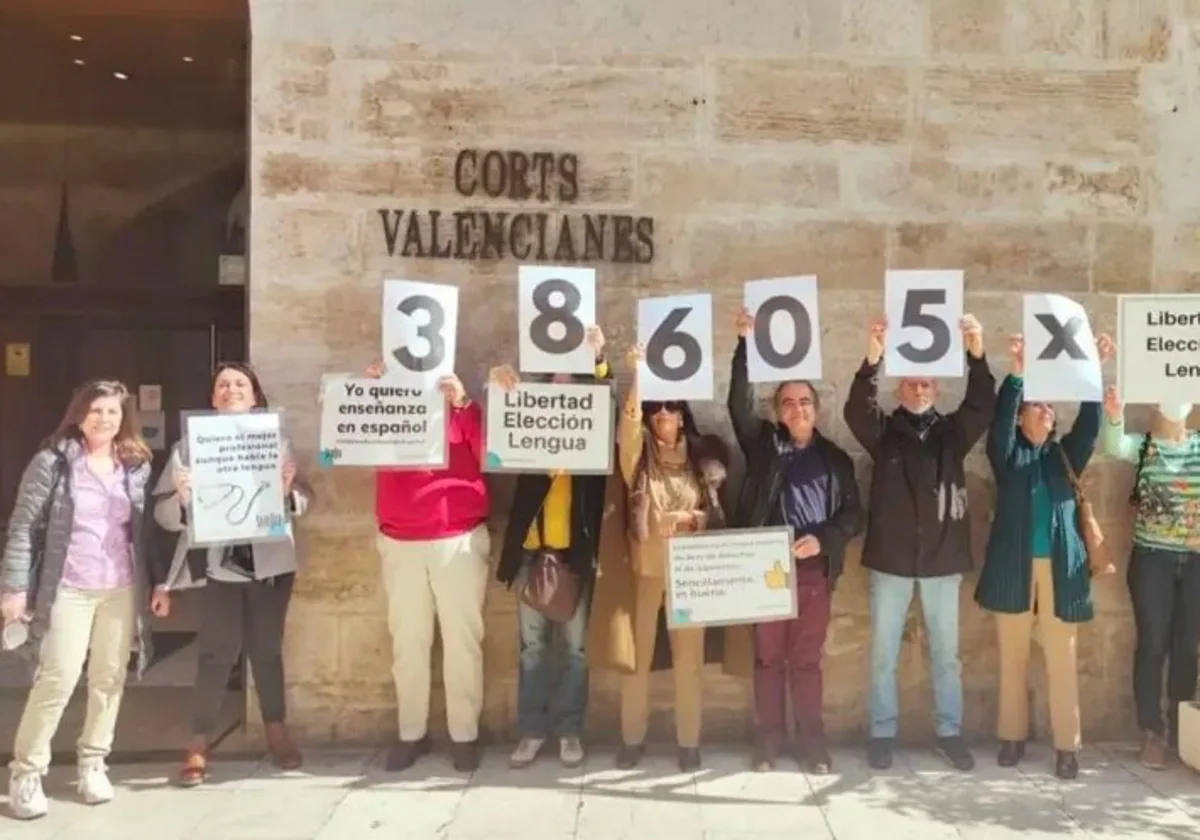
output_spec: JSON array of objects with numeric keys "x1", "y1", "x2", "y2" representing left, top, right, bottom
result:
[{"x1": 247, "y1": 0, "x2": 1200, "y2": 745}]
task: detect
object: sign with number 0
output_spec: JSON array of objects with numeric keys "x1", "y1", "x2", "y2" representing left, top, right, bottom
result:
[
  {"x1": 744, "y1": 276, "x2": 823, "y2": 383},
  {"x1": 518, "y1": 265, "x2": 596, "y2": 375},
  {"x1": 381, "y1": 280, "x2": 459, "y2": 387},
  {"x1": 883, "y1": 269, "x2": 965, "y2": 378},
  {"x1": 637, "y1": 294, "x2": 714, "y2": 401}
]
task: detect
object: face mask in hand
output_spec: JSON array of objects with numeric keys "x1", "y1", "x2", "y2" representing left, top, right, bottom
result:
[{"x1": 1158, "y1": 402, "x2": 1193, "y2": 423}]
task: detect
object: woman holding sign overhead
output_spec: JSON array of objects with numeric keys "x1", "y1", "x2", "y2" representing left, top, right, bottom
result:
[
  {"x1": 976, "y1": 333, "x2": 1111, "y2": 780},
  {"x1": 589, "y1": 343, "x2": 734, "y2": 772},
  {"x1": 1102, "y1": 370, "x2": 1200, "y2": 770},
  {"x1": 152, "y1": 362, "x2": 309, "y2": 786}
]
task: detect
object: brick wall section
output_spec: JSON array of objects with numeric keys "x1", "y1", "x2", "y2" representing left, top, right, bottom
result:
[{"x1": 246, "y1": 0, "x2": 1200, "y2": 745}]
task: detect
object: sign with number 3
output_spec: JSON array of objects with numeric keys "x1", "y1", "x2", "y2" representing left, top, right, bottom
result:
[
  {"x1": 518, "y1": 265, "x2": 596, "y2": 374},
  {"x1": 637, "y1": 294, "x2": 714, "y2": 401},
  {"x1": 381, "y1": 279, "x2": 459, "y2": 387}
]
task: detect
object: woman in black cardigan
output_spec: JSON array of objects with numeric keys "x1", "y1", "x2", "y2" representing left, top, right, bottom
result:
[{"x1": 491, "y1": 327, "x2": 611, "y2": 770}]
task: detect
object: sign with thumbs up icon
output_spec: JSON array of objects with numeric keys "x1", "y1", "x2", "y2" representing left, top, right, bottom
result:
[{"x1": 665, "y1": 527, "x2": 798, "y2": 629}]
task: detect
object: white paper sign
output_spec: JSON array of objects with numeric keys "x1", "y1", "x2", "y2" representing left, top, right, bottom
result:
[
  {"x1": 744, "y1": 276, "x2": 823, "y2": 383},
  {"x1": 666, "y1": 527, "x2": 798, "y2": 629},
  {"x1": 318, "y1": 375, "x2": 447, "y2": 469},
  {"x1": 1117, "y1": 294, "x2": 1200, "y2": 405},
  {"x1": 1023, "y1": 294, "x2": 1101, "y2": 402},
  {"x1": 518, "y1": 265, "x2": 596, "y2": 375},
  {"x1": 183, "y1": 410, "x2": 288, "y2": 547},
  {"x1": 483, "y1": 381, "x2": 613, "y2": 474},
  {"x1": 883, "y1": 269, "x2": 965, "y2": 378},
  {"x1": 138, "y1": 384, "x2": 162, "y2": 412},
  {"x1": 381, "y1": 280, "x2": 459, "y2": 387},
  {"x1": 637, "y1": 293, "x2": 714, "y2": 401}
]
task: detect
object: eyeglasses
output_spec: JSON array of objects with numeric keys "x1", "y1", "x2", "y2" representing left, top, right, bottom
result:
[{"x1": 644, "y1": 401, "x2": 685, "y2": 415}]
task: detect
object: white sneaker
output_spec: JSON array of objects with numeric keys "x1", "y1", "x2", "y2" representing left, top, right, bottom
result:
[
  {"x1": 77, "y1": 759, "x2": 114, "y2": 805},
  {"x1": 509, "y1": 737, "x2": 545, "y2": 768},
  {"x1": 559, "y1": 736, "x2": 585, "y2": 768},
  {"x1": 8, "y1": 772, "x2": 48, "y2": 820}
]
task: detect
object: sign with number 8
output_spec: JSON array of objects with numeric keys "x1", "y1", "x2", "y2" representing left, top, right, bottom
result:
[{"x1": 518, "y1": 265, "x2": 596, "y2": 374}]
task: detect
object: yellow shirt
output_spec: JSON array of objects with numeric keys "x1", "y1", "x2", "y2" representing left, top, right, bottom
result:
[{"x1": 521, "y1": 359, "x2": 608, "y2": 552}]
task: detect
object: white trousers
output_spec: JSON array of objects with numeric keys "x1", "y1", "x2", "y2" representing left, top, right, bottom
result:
[{"x1": 378, "y1": 525, "x2": 490, "y2": 743}]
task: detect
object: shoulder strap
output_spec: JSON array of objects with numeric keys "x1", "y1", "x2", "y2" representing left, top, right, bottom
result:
[
  {"x1": 1129, "y1": 432, "x2": 1152, "y2": 506},
  {"x1": 1057, "y1": 445, "x2": 1083, "y2": 498}
]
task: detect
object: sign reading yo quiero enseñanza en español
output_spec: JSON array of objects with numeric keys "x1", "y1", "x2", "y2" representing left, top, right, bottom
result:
[
  {"x1": 483, "y1": 381, "x2": 613, "y2": 474},
  {"x1": 317, "y1": 375, "x2": 447, "y2": 469}
]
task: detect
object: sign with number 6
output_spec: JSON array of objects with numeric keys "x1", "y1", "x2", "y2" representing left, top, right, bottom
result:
[
  {"x1": 637, "y1": 294, "x2": 714, "y2": 401},
  {"x1": 381, "y1": 279, "x2": 459, "y2": 387},
  {"x1": 518, "y1": 265, "x2": 596, "y2": 374}
]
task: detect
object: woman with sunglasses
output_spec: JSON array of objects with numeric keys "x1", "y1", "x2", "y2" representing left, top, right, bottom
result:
[
  {"x1": 594, "y1": 343, "x2": 732, "y2": 771},
  {"x1": 152, "y1": 362, "x2": 309, "y2": 786}
]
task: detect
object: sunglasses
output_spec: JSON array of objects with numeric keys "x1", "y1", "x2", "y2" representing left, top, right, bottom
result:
[{"x1": 644, "y1": 401, "x2": 685, "y2": 415}]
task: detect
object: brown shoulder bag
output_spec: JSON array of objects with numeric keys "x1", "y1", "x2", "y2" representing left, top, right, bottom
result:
[
  {"x1": 520, "y1": 506, "x2": 581, "y2": 623},
  {"x1": 1058, "y1": 447, "x2": 1116, "y2": 578}
]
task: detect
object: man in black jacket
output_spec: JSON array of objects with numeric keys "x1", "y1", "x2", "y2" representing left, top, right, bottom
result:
[
  {"x1": 843, "y1": 313, "x2": 995, "y2": 772},
  {"x1": 493, "y1": 326, "x2": 610, "y2": 771},
  {"x1": 728, "y1": 307, "x2": 865, "y2": 774}
]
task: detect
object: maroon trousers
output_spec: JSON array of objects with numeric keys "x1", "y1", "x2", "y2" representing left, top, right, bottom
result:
[{"x1": 753, "y1": 562, "x2": 831, "y2": 747}]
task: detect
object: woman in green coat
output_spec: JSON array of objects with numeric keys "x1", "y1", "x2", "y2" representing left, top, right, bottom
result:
[{"x1": 975, "y1": 332, "x2": 1111, "y2": 779}]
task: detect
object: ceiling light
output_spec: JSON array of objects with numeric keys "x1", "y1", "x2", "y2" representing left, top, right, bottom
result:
[
  {"x1": 182, "y1": 56, "x2": 194, "y2": 63},
  {"x1": 69, "y1": 34, "x2": 83, "y2": 42},
  {"x1": 113, "y1": 71, "x2": 129, "y2": 80}
]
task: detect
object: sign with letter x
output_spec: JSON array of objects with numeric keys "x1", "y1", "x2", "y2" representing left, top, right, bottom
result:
[{"x1": 1022, "y1": 293, "x2": 1102, "y2": 402}]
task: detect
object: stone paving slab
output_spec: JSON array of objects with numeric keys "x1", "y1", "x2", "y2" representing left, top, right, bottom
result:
[{"x1": 2, "y1": 743, "x2": 1198, "y2": 839}]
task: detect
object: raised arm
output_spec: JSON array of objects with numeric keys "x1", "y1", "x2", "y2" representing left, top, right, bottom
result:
[
  {"x1": 1059, "y1": 335, "x2": 1112, "y2": 473},
  {"x1": 987, "y1": 374, "x2": 1023, "y2": 475},
  {"x1": 439, "y1": 373, "x2": 483, "y2": 464},
  {"x1": 0, "y1": 451, "x2": 59, "y2": 593},
  {"x1": 950, "y1": 314, "x2": 997, "y2": 458},
  {"x1": 728, "y1": 330, "x2": 765, "y2": 458},
  {"x1": 1099, "y1": 386, "x2": 1141, "y2": 462},
  {"x1": 618, "y1": 345, "x2": 645, "y2": 486},
  {"x1": 843, "y1": 318, "x2": 888, "y2": 452}
]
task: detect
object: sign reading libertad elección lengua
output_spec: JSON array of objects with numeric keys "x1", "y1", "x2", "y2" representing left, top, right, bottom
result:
[
  {"x1": 379, "y1": 149, "x2": 655, "y2": 265},
  {"x1": 484, "y1": 382, "x2": 614, "y2": 474},
  {"x1": 1118, "y1": 294, "x2": 1200, "y2": 405}
]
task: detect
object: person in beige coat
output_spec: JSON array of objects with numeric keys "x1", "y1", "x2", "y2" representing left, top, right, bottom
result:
[{"x1": 586, "y1": 345, "x2": 752, "y2": 772}]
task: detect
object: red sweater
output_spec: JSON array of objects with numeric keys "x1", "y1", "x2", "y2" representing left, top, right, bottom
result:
[{"x1": 375, "y1": 400, "x2": 490, "y2": 541}]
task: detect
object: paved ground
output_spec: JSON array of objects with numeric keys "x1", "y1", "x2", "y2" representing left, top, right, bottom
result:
[{"x1": 3, "y1": 743, "x2": 1198, "y2": 839}]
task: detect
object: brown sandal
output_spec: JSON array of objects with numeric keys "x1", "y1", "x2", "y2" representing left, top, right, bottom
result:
[{"x1": 177, "y1": 751, "x2": 207, "y2": 787}]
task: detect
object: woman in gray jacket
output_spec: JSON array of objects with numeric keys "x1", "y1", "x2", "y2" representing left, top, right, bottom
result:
[
  {"x1": 1, "y1": 380, "x2": 157, "y2": 820},
  {"x1": 153, "y1": 362, "x2": 309, "y2": 786}
]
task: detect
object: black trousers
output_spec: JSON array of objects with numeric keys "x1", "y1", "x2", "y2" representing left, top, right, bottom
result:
[
  {"x1": 1127, "y1": 546, "x2": 1200, "y2": 742},
  {"x1": 190, "y1": 574, "x2": 294, "y2": 738}
]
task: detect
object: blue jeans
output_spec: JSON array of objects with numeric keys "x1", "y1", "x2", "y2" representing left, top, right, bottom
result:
[
  {"x1": 869, "y1": 570, "x2": 963, "y2": 739},
  {"x1": 515, "y1": 561, "x2": 592, "y2": 738}
]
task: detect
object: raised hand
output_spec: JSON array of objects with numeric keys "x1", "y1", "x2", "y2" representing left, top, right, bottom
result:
[
  {"x1": 488, "y1": 364, "x2": 520, "y2": 391},
  {"x1": 1096, "y1": 334, "x2": 1115, "y2": 364},
  {"x1": 1008, "y1": 334, "x2": 1025, "y2": 375},
  {"x1": 961, "y1": 314, "x2": 984, "y2": 359},
  {"x1": 365, "y1": 361, "x2": 385, "y2": 379},
  {"x1": 438, "y1": 374, "x2": 468, "y2": 408},
  {"x1": 586, "y1": 326, "x2": 606, "y2": 359},
  {"x1": 736, "y1": 307, "x2": 754, "y2": 338},
  {"x1": 866, "y1": 318, "x2": 887, "y2": 366},
  {"x1": 1103, "y1": 385, "x2": 1122, "y2": 422}
]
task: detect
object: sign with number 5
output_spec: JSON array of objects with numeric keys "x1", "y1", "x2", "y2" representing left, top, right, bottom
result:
[
  {"x1": 883, "y1": 269, "x2": 965, "y2": 378},
  {"x1": 637, "y1": 294, "x2": 714, "y2": 401},
  {"x1": 518, "y1": 265, "x2": 596, "y2": 375},
  {"x1": 381, "y1": 279, "x2": 459, "y2": 387}
]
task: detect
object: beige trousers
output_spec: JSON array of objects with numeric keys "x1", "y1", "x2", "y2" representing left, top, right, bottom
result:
[
  {"x1": 995, "y1": 560, "x2": 1082, "y2": 751},
  {"x1": 378, "y1": 525, "x2": 491, "y2": 743},
  {"x1": 11, "y1": 586, "x2": 136, "y2": 775},
  {"x1": 620, "y1": 574, "x2": 705, "y2": 748}
]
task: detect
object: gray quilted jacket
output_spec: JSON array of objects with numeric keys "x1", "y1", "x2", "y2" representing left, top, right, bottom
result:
[{"x1": 0, "y1": 439, "x2": 155, "y2": 675}]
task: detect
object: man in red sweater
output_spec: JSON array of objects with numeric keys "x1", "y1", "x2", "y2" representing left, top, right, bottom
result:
[{"x1": 367, "y1": 364, "x2": 491, "y2": 772}]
